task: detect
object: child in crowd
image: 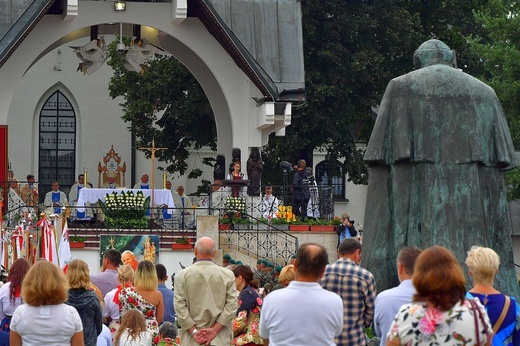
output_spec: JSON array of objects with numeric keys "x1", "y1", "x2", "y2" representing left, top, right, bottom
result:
[{"x1": 114, "y1": 310, "x2": 152, "y2": 346}]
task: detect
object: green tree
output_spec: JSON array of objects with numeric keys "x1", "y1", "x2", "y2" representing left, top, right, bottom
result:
[
  {"x1": 107, "y1": 41, "x2": 217, "y2": 193},
  {"x1": 262, "y1": 1, "x2": 423, "y2": 186},
  {"x1": 467, "y1": 0, "x2": 520, "y2": 200},
  {"x1": 262, "y1": 0, "x2": 489, "y2": 187},
  {"x1": 105, "y1": 2, "x2": 490, "y2": 191}
]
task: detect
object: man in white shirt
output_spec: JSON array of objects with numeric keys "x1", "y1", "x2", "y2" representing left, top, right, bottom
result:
[
  {"x1": 104, "y1": 175, "x2": 119, "y2": 189},
  {"x1": 69, "y1": 174, "x2": 91, "y2": 220},
  {"x1": 173, "y1": 185, "x2": 193, "y2": 229},
  {"x1": 133, "y1": 173, "x2": 150, "y2": 189},
  {"x1": 374, "y1": 246, "x2": 422, "y2": 345},
  {"x1": 133, "y1": 174, "x2": 150, "y2": 217},
  {"x1": 7, "y1": 179, "x2": 28, "y2": 221},
  {"x1": 261, "y1": 186, "x2": 279, "y2": 219},
  {"x1": 260, "y1": 243, "x2": 343, "y2": 346},
  {"x1": 44, "y1": 181, "x2": 68, "y2": 214}
]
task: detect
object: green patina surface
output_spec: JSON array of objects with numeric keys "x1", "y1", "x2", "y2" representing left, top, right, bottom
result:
[{"x1": 364, "y1": 40, "x2": 519, "y2": 297}]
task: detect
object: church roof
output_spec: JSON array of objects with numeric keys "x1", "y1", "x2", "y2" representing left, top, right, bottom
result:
[
  {"x1": 0, "y1": 0, "x2": 305, "y2": 102},
  {"x1": 0, "y1": 0, "x2": 56, "y2": 68},
  {"x1": 190, "y1": 0, "x2": 305, "y2": 102}
]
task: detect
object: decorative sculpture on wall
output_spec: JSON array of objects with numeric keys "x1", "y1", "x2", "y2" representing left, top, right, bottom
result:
[
  {"x1": 213, "y1": 155, "x2": 226, "y2": 181},
  {"x1": 124, "y1": 37, "x2": 168, "y2": 74},
  {"x1": 70, "y1": 37, "x2": 107, "y2": 75}
]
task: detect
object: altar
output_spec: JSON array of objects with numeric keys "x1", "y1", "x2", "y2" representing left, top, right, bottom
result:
[{"x1": 76, "y1": 188, "x2": 175, "y2": 214}]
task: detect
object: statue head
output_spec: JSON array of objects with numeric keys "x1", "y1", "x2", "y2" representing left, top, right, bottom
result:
[
  {"x1": 250, "y1": 147, "x2": 260, "y2": 160},
  {"x1": 413, "y1": 39, "x2": 455, "y2": 69}
]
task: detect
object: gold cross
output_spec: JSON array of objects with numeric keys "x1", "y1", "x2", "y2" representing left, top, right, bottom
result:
[{"x1": 139, "y1": 139, "x2": 167, "y2": 219}]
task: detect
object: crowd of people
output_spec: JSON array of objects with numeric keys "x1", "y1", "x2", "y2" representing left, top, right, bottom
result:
[{"x1": 0, "y1": 235, "x2": 516, "y2": 345}]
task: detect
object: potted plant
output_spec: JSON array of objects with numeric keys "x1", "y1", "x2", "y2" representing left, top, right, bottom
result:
[
  {"x1": 69, "y1": 235, "x2": 87, "y2": 248},
  {"x1": 172, "y1": 237, "x2": 193, "y2": 250},
  {"x1": 310, "y1": 219, "x2": 335, "y2": 232},
  {"x1": 269, "y1": 216, "x2": 290, "y2": 231},
  {"x1": 218, "y1": 214, "x2": 231, "y2": 230},
  {"x1": 289, "y1": 218, "x2": 309, "y2": 232}
]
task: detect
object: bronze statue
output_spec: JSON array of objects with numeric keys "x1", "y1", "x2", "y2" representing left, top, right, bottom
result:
[
  {"x1": 363, "y1": 39, "x2": 519, "y2": 297},
  {"x1": 247, "y1": 147, "x2": 263, "y2": 196}
]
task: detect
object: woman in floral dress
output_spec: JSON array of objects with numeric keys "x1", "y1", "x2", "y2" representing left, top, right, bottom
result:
[
  {"x1": 119, "y1": 260, "x2": 164, "y2": 338},
  {"x1": 231, "y1": 265, "x2": 263, "y2": 346},
  {"x1": 387, "y1": 246, "x2": 493, "y2": 346}
]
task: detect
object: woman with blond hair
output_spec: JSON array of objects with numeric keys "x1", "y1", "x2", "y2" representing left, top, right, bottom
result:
[
  {"x1": 466, "y1": 246, "x2": 520, "y2": 346},
  {"x1": 387, "y1": 246, "x2": 493, "y2": 345},
  {"x1": 114, "y1": 310, "x2": 152, "y2": 346},
  {"x1": 10, "y1": 260, "x2": 84, "y2": 345},
  {"x1": 119, "y1": 260, "x2": 163, "y2": 338},
  {"x1": 66, "y1": 259, "x2": 103, "y2": 346},
  {"x1": 104, "y1": 265, "x2": 134, "y2": 338},
  {"x1": 278, "y1": 264, "x2": 295, "y2": 287}
]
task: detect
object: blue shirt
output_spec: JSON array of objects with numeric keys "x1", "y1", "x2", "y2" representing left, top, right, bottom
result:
[
  {"x1": 158, "y1": 283, "x2": 175, "y2": 323},
  {"x1": 374, "y1": 279, "x2": 415, "y2": 346}
]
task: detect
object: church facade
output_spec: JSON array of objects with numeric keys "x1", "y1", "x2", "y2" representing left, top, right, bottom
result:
[{"x1": 0, "y1": 0, "x2": 305, "y2": 198}]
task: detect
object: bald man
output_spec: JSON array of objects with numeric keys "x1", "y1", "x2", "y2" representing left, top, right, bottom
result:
[{"x1": 174, "y1": 237, "x2": 237, "y2": 345}]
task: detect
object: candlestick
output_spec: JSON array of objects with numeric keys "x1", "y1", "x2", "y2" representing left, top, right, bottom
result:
[
  {"x1": 83, "y1": 167, "x2": 88, "y2": 188},
  {"x1": 163, "y1": 172, "x2": 167, "y2": 189}
]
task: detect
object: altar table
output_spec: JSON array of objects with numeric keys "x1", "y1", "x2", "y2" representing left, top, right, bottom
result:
[{"x1": 76, "y1": 188, "x2": 175, "y2": 214}]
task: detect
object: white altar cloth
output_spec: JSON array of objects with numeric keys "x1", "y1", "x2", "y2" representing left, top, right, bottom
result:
[{"x1": 76, "y1": 188, "x2": 175, "y2": 214}]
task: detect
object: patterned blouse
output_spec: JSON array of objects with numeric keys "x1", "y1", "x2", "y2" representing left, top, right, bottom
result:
[
  {"x1": 119, "y1": 287, "x2": 159, "y2": 338},
  {"x1": 232, "y1": 285, "x2": 263, "y2": 346},
  {"x1": 387, "y1": 299, "x2": 493, "y2": 345}
]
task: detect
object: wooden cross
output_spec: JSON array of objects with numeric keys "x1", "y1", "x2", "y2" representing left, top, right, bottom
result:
[{"x1": 139, "y1": 139, "x2": 167, "y2": 219}]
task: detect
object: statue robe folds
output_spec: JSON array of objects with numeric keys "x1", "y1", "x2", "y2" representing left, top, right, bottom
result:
[{"x1": 363, "y1": 63, "x2": 519, "y2": 296}]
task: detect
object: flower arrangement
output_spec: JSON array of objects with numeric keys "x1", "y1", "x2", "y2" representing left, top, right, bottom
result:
[
  {"x1": 223, "y1": 197, "x2": 249, "y2": 224},
  {"x1": 98, "y1": 191, "x2": 150, "y2": 229},
  {"x1": 275, "y1": 206, "x2": 296, "y2": 223},
  {"x1": 225, "y1": 197, "x2": 246, "y2": 213}
]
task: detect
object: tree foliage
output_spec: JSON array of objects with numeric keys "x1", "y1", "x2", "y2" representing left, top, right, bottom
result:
[
  {"x1": 106, "y1": 40, "x2": 216, "y2": 192},
  {"x1": 468, "y1": 0, "x2": 520, "y2": 200},
  {"x1": 262, "y1": 0, "x2": 488, "y2": 186},
  {"x1": 106, "y1": 2, "x2": 496, "y2": 192}
]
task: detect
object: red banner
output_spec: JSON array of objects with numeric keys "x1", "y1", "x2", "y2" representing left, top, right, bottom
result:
[{"x1": 0, "y1": 126, "x2": 7, "y2": 217}]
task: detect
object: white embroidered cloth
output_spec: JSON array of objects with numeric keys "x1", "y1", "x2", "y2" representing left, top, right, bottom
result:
[{"x1": 76, "y1": 188, "x2": 174, "y2": 214}]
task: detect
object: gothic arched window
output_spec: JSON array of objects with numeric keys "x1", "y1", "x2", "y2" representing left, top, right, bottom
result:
[
  {"x1": 315, "y1": 160, "x2": 345, "y2": 199},
  {"x1": 38, "y1": 90, "x2": 76, "y2": 198}
]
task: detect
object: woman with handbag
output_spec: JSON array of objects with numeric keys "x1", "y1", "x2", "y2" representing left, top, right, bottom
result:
[
  {"x1": 387, "y1": 246, "x2": 493, "y2": 345},
  {"x1": 466, "y1": 246, "x2": 520, "y2": 346},
  {"x1": 231, "y1": 265, "x2": 263, "y2": 346}
]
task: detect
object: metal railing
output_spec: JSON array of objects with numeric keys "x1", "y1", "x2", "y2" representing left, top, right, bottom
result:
[{"x1": 217, "y1": 212, "x2": 299, "y2": 267}]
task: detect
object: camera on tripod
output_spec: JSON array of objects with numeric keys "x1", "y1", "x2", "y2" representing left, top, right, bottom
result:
[{"x1": 279, "y1": 161, "x2": 294, "y2": 171}]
